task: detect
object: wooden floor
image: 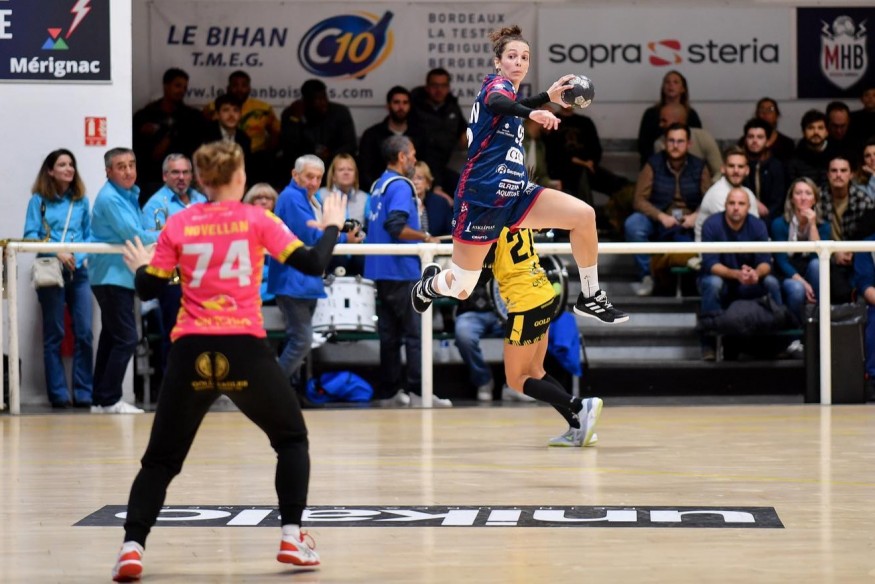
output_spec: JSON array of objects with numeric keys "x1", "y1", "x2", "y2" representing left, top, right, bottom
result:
[{"x1": 2, "y1": 403, "x2": 874, "y2": 583}]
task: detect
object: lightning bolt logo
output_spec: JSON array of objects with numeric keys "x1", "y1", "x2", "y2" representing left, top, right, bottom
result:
[{"x1": 67, "y1": 0, "x2": 92, "y2": 39}]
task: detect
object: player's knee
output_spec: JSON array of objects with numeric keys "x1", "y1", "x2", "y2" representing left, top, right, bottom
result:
[{"x1": 446, "y1": 263, "x2": 481, "y2": 299}]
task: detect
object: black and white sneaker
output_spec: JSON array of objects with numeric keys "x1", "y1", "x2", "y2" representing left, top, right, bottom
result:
[
  {"x1": 411, "y1": 263, "x2": 442, "y2": 314},
  {"x1": 573, "y1": 289, "x2": 629, "y2": 324}
]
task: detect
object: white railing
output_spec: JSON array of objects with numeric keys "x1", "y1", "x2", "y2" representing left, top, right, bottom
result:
[{"x1": 3, "y1": 239, "x2": 874, "y2": 414}]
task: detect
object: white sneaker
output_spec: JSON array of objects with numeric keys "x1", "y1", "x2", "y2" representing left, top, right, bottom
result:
[
  {"x1": 632, "y1": 275, "x2": 654, "y2": 297},
  {"x1": 99, "y1": 400, "x2": 145, "y2": 414},
  {"x1": 90, "y1": 405, "x2": 104, "y2": 414},
  {"x1": 380, "y1": 390, "x2": 410, "y2": 407},
  {"x1": 585, "y1": 432, "x2": 598, "y2": 447},
  {"x1": 501, "y1": 385, "x2": 536, "y2": 402},
  {"x1": 477, "y1": 380, "x2": 494, "y2": 402},
  {"x1": 577, "y1": 397, "x2": 603, "y2": 447},
  {"x1": 409, "y1": 393, "x2": 453, "y2": 408}
]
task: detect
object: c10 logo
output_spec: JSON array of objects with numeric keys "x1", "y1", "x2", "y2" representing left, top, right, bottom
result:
[{"x1": 298, "y1": 11, "x2": 394, "y2": 78}]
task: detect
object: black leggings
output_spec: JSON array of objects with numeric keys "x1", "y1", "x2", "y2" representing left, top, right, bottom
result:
[{"x1": 123, "y1": 335, "x2": 310, "y2": 546}]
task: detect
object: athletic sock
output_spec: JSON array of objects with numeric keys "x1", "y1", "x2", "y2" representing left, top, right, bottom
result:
[
  {"x1": 282, "y1": 524, "x2": 301, "y2": 540},
  {"x1": 524, "y1": 377, "x2": 583, "y2": 415},
  {"x1": 578, "y1": 265, "x2": 600, "y2": 297},
  {"x1": 541, "y1": 373, "x2": 580, "y2": 428}
]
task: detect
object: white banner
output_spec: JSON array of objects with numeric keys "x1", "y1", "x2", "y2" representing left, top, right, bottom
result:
[
  {"x1": 537, "y1": 7, "x2": 795, "y2": 102},
  {"x1": 147, "y1": 2, "x2": 535, "y2": 108}
]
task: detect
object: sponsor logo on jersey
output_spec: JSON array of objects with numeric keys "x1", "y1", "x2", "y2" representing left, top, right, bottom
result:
[{"x1": 505, "y1": 148, "x2": 524, "y2": 165}]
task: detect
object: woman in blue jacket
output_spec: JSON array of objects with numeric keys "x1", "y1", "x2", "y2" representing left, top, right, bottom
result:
[{"x1": 22, "y1": 149, "x2": 93, "y2": 408}]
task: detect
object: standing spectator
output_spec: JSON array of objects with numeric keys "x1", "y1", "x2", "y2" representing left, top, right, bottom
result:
[
  {"x1": 637, "y1": 70, "x2": 703, "y2": 167},
  {"x1": 849, "y1": 85, "x2": 875, "y2": 147},
  {"x1": 203, "y1": 70, "x2": 281, "y2": 184},
  {"x1": 363, "y1": 136, "x2": 451, "y2": 407},
  {"x1": 110, "y1": 141, "x2": 344, "y2": 582},
  {"x1": 654, "y1": 102, "x2": 722, "y2": 180},
  {"x1": 626, "y1": 123, "x2": 711, "y2": 296},
  {"x1": 280, "y1": 79, "x2": 357, "y2": 175},
  {"x1": 22, "y1": 149, "x2": 93, "y2": 409},
  {"x1": 243, "y1": 183, "x2": 279, "y2": 304},
  {"x1": 695, "y1": 146, "x2": 760, "y2": 242},
  {"x1": 741, "y1": 117, "x2": 787, "y2": 223},
  {"x1": 699, "y1": 188, "x2": 782, "y2": 359},
  {"x1": 787, "y1": 109, "x2": 835, "y2": 186},
  {"x1": 753, "y1": 97, "x2": 795, "y2": 162},
  {"x1": 856, "y1": 138, "x2": 875, "y2": 199},
  {"x1": 203, "y1": 94, "x2": 253, "y2": 174},
  {"x1": 140, "y1": 154, "x2": 207, "y2": 375},
  {"x1": 133, "y1": 68, "x2": 205, "y2": 200},
  {"x1": 358, "y1": 86, "x2": 424, "y2": 189},
  {"x1": 409, "y1": 68, "x2": 467, "y2": 194},
  {"x1": 771, "y1": 178, "x2": 830, "y2": 324},
  {"x1": 89, "y1": 148, "x2": 159, "y2": 414},
  {"x1": 315, "y1": 153, "x2": 369, "y2": 276},
  {"x1": 819, "y1": 155, "x2": 875, "y2": 303},
  {"x1": 268, "y1": 155, "x2": 363, "y2": 402}
]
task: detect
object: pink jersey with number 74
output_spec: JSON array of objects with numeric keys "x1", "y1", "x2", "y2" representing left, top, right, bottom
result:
[{"x1": 146, "y1": 200, "x2": 302, "y2": 341}]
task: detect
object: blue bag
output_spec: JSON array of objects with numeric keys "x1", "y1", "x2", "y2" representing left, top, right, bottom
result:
[{"x1": 306, "y1": 371, "x2": 374, "y2": 404}]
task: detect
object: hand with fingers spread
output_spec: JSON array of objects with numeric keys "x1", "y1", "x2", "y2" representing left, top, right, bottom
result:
[
  {"x1": 122, "y1": 236, "x2": 155, "y2": 273},
  {"x1": 547, "y1": 74, "x2": 576, "y2": 107},
  {"x1": 529, "y1": 108, "x2": 561, "y2": 131},
  {"x1": 305, "y1": 190, "x2": 347, "y2": 231}
]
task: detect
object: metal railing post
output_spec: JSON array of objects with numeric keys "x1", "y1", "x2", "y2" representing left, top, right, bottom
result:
[
  {"x1": 817, "y1": 244, "x2": 832, "y2": 405},
  {"x1": 7, "y1": 248, "x2": 20, "y2": 415}
]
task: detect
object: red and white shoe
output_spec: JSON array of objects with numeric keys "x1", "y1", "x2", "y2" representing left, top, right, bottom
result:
[
  {"x1": 112, "y1": 541, "x2": 144, "y2": 582},
  {"x1": 277, "y1": 531, "x2": 320, "y2": 567}
]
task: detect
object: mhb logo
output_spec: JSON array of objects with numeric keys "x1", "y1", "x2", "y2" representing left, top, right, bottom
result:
[
  {"x1": 798, "y1": 7, "x2": 872, "y2": 98},
  {"x1": 297, "y1": 11, "x2": 394, "y2": 79},
  {"x1": 820, "y1": 15, "x2": 868, "y2": 90}
]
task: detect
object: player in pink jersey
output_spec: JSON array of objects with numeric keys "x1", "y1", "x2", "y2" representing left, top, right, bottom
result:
[{"x1": 110, "y1": 142, "x2": 343, "y2": 582}]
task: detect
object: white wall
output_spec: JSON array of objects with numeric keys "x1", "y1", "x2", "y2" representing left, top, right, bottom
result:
[{"x1": 0, "y1": 2, "x2": 133, "y2": 405}]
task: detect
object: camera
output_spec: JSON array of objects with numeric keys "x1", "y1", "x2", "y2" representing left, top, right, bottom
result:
[{"x1": 341, "y1": 218, "x2": 362, "y2": 233}]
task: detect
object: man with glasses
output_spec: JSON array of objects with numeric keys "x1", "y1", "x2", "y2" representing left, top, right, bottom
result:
[
  {"x1": 140, "y1": 154, "x2": 206, "y2": 379},
  {"x1": 625, "y1": 123, "x2": 711, "y2": 296}
]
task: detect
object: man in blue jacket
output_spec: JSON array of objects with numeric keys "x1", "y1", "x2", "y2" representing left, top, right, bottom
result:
[
  {"x1": 89, "y1": 147, "x2": 159, "y2": 414},
  {"x1": 268, "y1": 155, "x2": 362, "y2": 399}
]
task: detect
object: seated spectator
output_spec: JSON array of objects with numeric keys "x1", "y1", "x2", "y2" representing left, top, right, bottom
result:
[
  {"x1": 243, "y1": 182, "x2": 279, "y2": 304},
  {"x1": 412, "y1": 161, "x2": 453, "y2": 237},
  {"x1": 453, "y1": 272, "x2": 505, "y2": 401},
  {"x1": 541, "y1": 104, "x2": 599, "y2": 204},
  {"x1": 409, "y1": 68, "x2": 467, "y2": 195},
  {"x1": 787, "y1": 109, "x2": 835, "y2": 186},
  {"x1": 280, "y1": 79, "x2": 357, "y2": 175},
  {"x1": 626, "y1": 123, "x2": 711, "y2": 296},
  {"x1": 700, "y1": 188, "x2": 782, "y2": 359},
  {"x1": 741, "y1": 117, "x2": 787, "y2": 223},
  {"x1": 851, "y1": 230, "x2": 875, "y2": 401},
  {"x1": 315, "y1": 153, "x2": 369, "y2": 275},
  {"x1": 132, "y1": 68, "x2": 205, "y2": 201},
  {"x1": 202, "y1": 70, "x2": 280, "y2": 185},
  {"x1": 654, "y1": 103, "x2": 722, "y2": 181},
  {"x1": 637, "y1": 70, "x2": 703, "y2": 167},
  {"x1": 827, "y1": 100, "x2": 860, "y2": 164},
  {"x1": 203, "y1": 94, "x2": 253, "y2": 174},
  {"x1": 358, "y1": 86, "x2": 423, "y2": 189},
  {"x1": 820, "y1": 155, "x2": 875, "y2": 303},
  {"x1": 855, "y1": 138, "x2": 875, "y2": 199},
  {"x1": 753, "y1": 97, "x2": 795, "y2": 162},
  {"x1": 695, "y1": 146, "x2": 760, "y2": 242},
  {"x1": 22, "y1": 149, "x2": 93, "y2": 408},
  {"x1": 771, "y1": 178, "x2": 830, "y2": 324}
]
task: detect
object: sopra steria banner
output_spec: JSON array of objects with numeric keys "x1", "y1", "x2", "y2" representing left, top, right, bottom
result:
[{"x1": 0, "y1": 0, "x2": 111, "y2": 82}]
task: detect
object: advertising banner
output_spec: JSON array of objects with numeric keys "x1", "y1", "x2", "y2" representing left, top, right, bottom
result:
[
  {"x1": 0, "y1": 0, "x2": 111, "y2": 82},
  {"x1": 148, "y1": 2, "x2": 535, "y2": 107},
  {"x1": 537, "y1": 6, "x2": 794, "y2": 102},
  {"x1": 797, "y1": 7, "x2": 872, "y2": 98}
]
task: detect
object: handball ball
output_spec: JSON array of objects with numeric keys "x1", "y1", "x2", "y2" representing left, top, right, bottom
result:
[{"x1": 562, "y1": 75, "x2": 595, "y2": 109}]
